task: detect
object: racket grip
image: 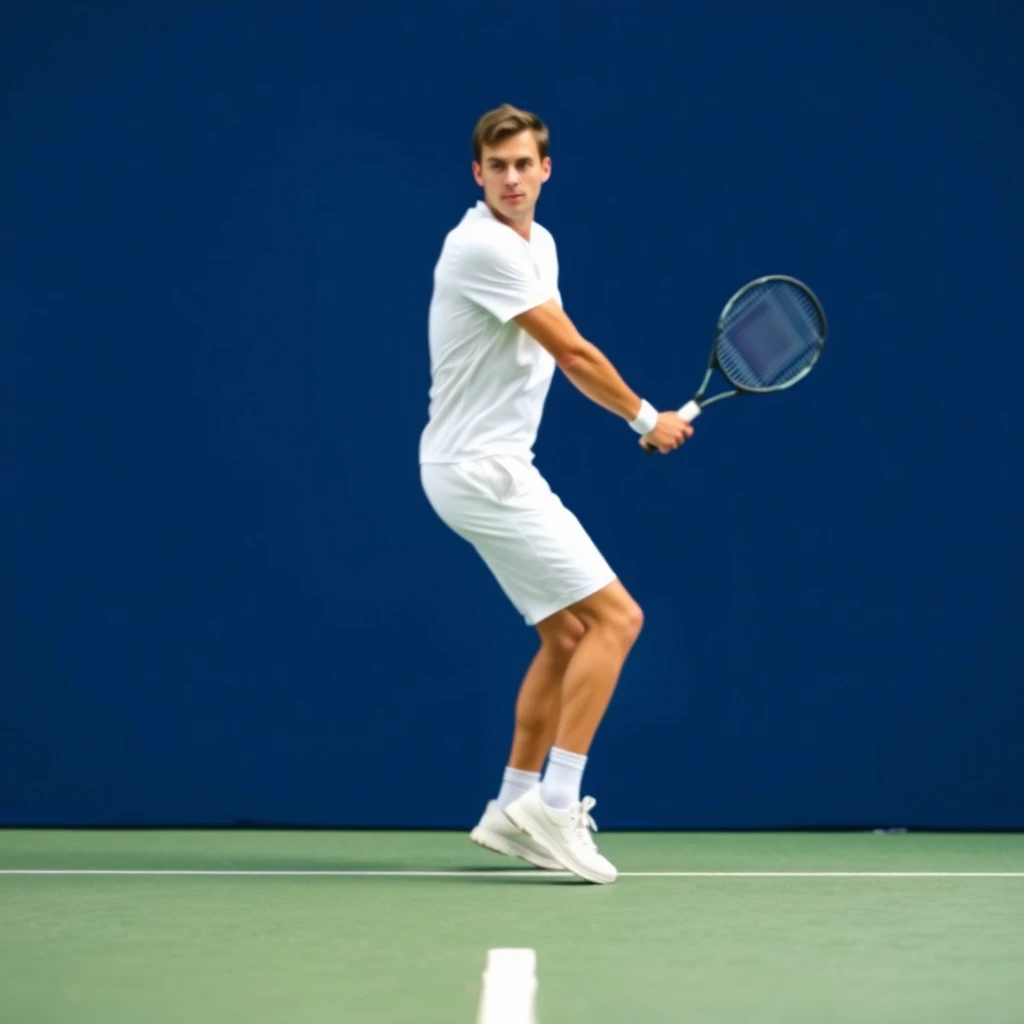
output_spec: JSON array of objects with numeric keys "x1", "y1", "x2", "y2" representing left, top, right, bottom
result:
[
  {"x1": 679, "y1": 399, "x2": 702, "y2": 422},
  {"x1": 642, "y1": 399, "x2": 701, "y2": 455}
]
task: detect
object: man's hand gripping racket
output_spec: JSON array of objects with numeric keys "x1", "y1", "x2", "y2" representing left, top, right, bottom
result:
[{"x1": 641, "y1": 275, "x2": 828, "y2": 453}]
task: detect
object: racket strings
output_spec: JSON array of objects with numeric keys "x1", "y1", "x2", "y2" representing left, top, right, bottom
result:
[{"x1": 716, "y1": 282, "x2": 823, "y2": 390}]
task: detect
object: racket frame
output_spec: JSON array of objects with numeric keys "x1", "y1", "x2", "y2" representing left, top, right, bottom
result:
[
  {"x1": 692, "y1": 274, "x2": 827, "y2": 409},
  {"x1": 642, "y1": 274, "x2": 826, "y2": 452}
]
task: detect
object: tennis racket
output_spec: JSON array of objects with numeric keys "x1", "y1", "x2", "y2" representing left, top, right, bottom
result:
[{"x1": 643, "y1": 274, "x2": 827, "y2": 453}]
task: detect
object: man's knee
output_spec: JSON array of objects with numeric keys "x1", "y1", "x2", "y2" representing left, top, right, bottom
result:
[
  {"x1": 576, "y1": 583, "x2": 644, "y2": 648},
  {"x1": 539, "y1": 612, "x2": 586, "y2": 665},
  {"x1": 616, "y1": 594, "x2": 644, "y2": 646}
]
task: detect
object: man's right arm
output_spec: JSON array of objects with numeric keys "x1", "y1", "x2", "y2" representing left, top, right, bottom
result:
[{"x1": 513, "y1": 300, "x2": 693, "y2": 452}]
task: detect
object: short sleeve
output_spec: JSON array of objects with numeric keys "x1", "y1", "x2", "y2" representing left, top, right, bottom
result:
[{"x1": 451, "y1": 230, "x2": 555, "y2": 324}]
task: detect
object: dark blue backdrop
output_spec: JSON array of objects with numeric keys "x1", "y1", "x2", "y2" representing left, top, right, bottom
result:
[{"x1": 3, "y1": 0, "x2": 1022, "y2": 828}]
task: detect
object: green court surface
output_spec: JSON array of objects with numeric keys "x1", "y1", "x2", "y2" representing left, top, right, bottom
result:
[{"x1": 2, "y1": 830, "x2": 1022, "y2": 1023}]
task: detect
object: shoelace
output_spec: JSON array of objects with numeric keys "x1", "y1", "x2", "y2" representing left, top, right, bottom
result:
[{"x1": 570, "y1": 796, "x2": 599, "y2": 849}]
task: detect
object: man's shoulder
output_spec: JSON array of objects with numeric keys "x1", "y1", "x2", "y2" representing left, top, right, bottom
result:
[
  {"x1": 439, "y1": 216, "x2": 525, "y2": 278},
  {"x1": 447, "y1": 214, "x2": 518, "y2": 253},
  {"x1": 531, "y1": 219, "x2": 555, "y2": 245}
]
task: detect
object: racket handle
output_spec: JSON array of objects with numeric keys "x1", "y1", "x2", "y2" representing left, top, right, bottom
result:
[
  {"x1": 679, "y1": 399, "x2": 702, "y2": 422},
  {"x1": 642, "y1": 400, "x2": 701, "y2": 454}
]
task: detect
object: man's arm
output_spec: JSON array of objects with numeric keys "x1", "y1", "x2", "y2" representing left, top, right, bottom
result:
[
  {"x1": 513, "y1": 299, "x2": 693, "y2": 451},
  {"x1": 514, "y1": 300, "x2": 641, "y2": 420}
]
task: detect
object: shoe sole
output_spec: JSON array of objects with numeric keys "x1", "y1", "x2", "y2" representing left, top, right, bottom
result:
[
  {"x1": 469, "y1": 825, "x2": 563, "y2": 872},
  {"x1": 505, "y1": 800, "x2": 617, "y2": 885}
]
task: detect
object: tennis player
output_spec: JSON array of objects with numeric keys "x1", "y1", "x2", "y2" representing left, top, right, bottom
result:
[{"x1": 419, "y1": 104, "x2": 692, "y2": 884}]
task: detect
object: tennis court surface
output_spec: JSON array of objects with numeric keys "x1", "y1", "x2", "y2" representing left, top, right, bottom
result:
[{"x1": 3, "y1": 829, "x2": 1022, "y2": 1022}]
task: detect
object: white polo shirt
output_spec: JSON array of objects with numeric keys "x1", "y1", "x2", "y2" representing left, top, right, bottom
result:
[{"x1": 419, "y1": 201, "x2": 561, "y2": 465}]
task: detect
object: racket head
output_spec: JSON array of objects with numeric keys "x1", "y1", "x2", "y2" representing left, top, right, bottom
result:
[{"x1": 712, "y1": 275, "x2": 827, "y2": 394}]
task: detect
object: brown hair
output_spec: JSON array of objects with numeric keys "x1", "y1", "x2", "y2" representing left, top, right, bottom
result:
[{"x1": 472, "y1": 104, "x2": 550, "y2": 163}]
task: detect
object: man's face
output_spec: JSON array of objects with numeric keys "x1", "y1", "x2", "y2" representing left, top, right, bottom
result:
[{"x1": 473, "y1": 130, "x2": 551, "y2": 224}]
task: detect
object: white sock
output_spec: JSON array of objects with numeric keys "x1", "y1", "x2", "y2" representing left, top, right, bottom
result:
[
  {"x1": 540, "y1": 747, "x2": 588, "y2": 810},
  {"x1": 496, "y1": 767, "x2": 540, "y2": 811}
]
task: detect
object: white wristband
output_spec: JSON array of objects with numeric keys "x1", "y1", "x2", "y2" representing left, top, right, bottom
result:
[{"x1": 629, "y1": 399, "x2": 659, "y2": 436}]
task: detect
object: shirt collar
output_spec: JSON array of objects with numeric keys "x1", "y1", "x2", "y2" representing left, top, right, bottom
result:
[{"x1": 470, "y1": 200, "x2": 534, "y2": 244}]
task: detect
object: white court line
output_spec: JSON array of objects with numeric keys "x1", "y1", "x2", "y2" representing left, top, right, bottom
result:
[
  {"x1": 0, "y1": 869, "x2": 1022, "y2": 878},
  {"x1": 477, "y1": 948, "x2": 536, "y2": 1024}
]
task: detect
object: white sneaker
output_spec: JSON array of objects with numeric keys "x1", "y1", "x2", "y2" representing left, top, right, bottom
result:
[
  {"x1": 505, "y1": 786, "x2": 617, "y2": 884},
  {"x1": 470, "y1": 800, "x2": 563, "y2": 871}
]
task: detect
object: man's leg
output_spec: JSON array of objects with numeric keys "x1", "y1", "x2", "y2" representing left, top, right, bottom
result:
[
  {"x1": 506, "y1": 610, "x2": 587, "y2": 773},
  {"x1": 470, "y1": 610, "x2": 585, "y2": 870},
  {"x1": 501, "y1": 579, "x2": 641, "y2": 801},
  {"x1": 493, "y1": 610, "x2": 584, "y2": 809},
  {"x1": 505, "y1": 579, "x2": 644, "y2": 884},
  {"x1": 553, "y1": 579, "x2": 644, "y2": 754}
]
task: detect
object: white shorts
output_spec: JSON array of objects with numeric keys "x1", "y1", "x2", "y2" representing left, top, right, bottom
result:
[{"x1": 420, "y1": 455, "x2": 617, "y2": 626}]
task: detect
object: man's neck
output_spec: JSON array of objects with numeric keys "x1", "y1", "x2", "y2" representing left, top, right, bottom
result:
[{"x1": 485, "y1": 202, "x2": 533, "y2": 242}]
